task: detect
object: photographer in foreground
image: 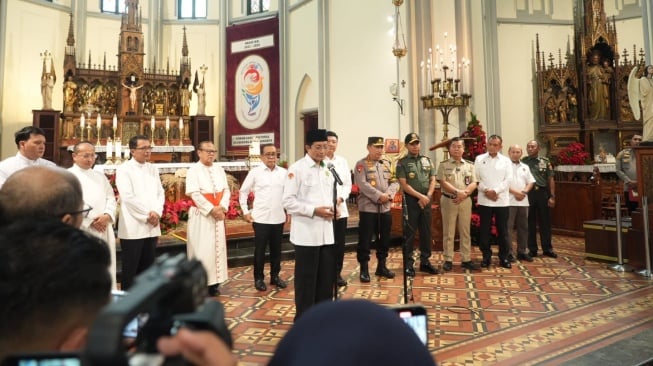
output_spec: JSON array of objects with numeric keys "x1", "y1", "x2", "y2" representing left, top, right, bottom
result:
[{"x1": 0, "y1": 219, "x2": 112, "y2": 359}]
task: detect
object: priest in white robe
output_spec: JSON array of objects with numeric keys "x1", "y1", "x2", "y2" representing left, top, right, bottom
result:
[
  {"x1": 68, "y1": 141, "x2": 118, "y2": 289},
  {"x1": 185, "y1": 141, "x2": 230, "y2": 296}
]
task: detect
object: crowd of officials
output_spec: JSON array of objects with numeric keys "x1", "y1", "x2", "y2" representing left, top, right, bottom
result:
[{"x1": 0, "y1": 124, "x2": 642, "y2": 364}]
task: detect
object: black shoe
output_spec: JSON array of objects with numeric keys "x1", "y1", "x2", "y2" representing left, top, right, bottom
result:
[
  {"x1": 529, "y1": 251, "x2": 538, "y2": 258},
  {"x1": 500, "y1": 259, "x2": 512, "y2": 269},
  {"x1": 517, "y1": 253, "x2": 534, "y2": 262},
  {"x1": 336, "y1": 275, "x2": 347, "y2": 287},
  {"x1": 255, "y1": 279, "x2": 267, "y2": 291},
  {"x1": 360, "y1": 270, "x2": 371, "y2": 283},
  {"x1": 405, "y1": 267, "x2": 415, "y2": 277},
  {"x1": 543, "y1": 251, "x2": 558, "y2": 258},
  {"x1": 442, "y1": 261, "x2": 453, "y2": 271},
  {"x1": 270, "y1": 276, "x2": 287, "y2": 289},
  {"x1": 420, "y1": 262, "x2": 440, "y2": 275},
  {"x1": 461, "y1": 261, "x2": 480, "y2": 270},
  {"x1": 375, "y1": 266, "x2": 395, "y2": 279},
  {"x1": 507, "y1": 254, "x2": 516, "y2": 263},
  {"x1": 481, "y1": 258, "x2": 491, "y2": 268},
  {"x1": 208, "y1": 284, "x2": 220, "y2": 296}
]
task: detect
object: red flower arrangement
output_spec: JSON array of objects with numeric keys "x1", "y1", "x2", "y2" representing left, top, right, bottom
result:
[
  {"x1": 226, "y1": 190, "x2": 255, "y2": 220},
  {"x1": 160, "y1": 198, "x2": 193, "y2": 234},
  {"x1": 556, "y1": 142, "x2": 591, "y2": 165},
  {"x1": 461, "y1": 113, "x2": 487, "y2": 161}
]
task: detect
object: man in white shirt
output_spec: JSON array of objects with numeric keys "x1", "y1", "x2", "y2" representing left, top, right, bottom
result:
[
  {"x1": 474, "y1": 135, "x2": 513, "y2": 269},
  {"x1": 68, "y1": 141, "x2": 118, "y2": 288},
  {"x1": 506, "y1": 144, "x2": 535, "y2": 263},
  {"x1": 0, "y1": 126, "x2": 56, "y2": 188},
  {"x1": 325, "y1": 131, "x2": 352, "y2": 287},
  {"x1": 115, "y1": 135, "x2": 165, "y2": 290},
  {"x1": 239, "y1": 144, "x2": 288, "y2": 292},
  {"x1": 282, "y1": 129, "x2": 336, "y2": 320}
]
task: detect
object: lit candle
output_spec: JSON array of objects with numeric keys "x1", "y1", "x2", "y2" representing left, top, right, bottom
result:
[
  {"x1": 112, "y1": 114, "x2": 117, "y2": 129},
  {"x1": 165, "y1": 116, "x2": 170, "y2": 130},
  {"x1": 179, "y1": 117, "x2": 184, "y2": 131},
  {"x1": 96, "y1": 114, "x2": 101, "y2": 131},
  {"x1": 150, "y1": 115, "x2": 155, "y2": 131},
  {"x1": 106, "y1": 138, "x2": 113, "y2": 159},
  {"x1": 80, "y1": 114, "x2": 85, "y2": 129}
]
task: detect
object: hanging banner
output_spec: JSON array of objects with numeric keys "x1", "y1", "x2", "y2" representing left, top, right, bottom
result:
[{"x1": 226, "y1": 17, "x2": 279, "y2": 156}]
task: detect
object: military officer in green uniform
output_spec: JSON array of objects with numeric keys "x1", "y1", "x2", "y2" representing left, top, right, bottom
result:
[
  {"x1": 353, "y1": 137, "x2": 399, "y2": 282},
  {"x1": 396, "y1": 133, "x2": 439, "y2": 276},
  {"x1": 436, "y1": 137, "x2": 480, "y2": 272},
  {"x1": 522, "y1": 140, "x2": 557, "y2": 258},
  {"x1": 615, "y1": 134, "x2": 642, "y2": 214}
]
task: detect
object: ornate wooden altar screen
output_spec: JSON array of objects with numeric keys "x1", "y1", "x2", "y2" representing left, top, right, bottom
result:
[{"x1": 35, "y1": 0, "x2": 207, "y2": 167}]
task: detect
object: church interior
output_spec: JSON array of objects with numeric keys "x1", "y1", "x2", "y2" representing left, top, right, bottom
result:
[{"x1": 1, "y1": 0, "x2": 653, "y2": 364}]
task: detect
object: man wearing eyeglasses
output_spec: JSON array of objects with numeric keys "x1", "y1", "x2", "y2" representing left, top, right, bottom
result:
[
  {"x1": 116, "y1": 135, "x2": 165, "y2": 290},
  {"x1": 0, "y1": 126, "x2": 56, "y2": 189},
  {"x1": 69, "y1": 141, "x2": 118, "y2": 289},
  {"x1": 239, "y1": 144, "x2": 288, "y2": 292},
  {"x1": 186, "y1": 141, "x2": 231, "y2": 297},
  {"x1": 0, "y1": 165, "x2": 85, "y2": 228}
]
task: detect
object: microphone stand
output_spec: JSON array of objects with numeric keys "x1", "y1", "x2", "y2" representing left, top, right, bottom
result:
[
  {"x1": 332, "y1": 169, "x2": 340, "y2": 300},
  {"x1": 401, "y1": 191, "x2": 413, "y2": 304}
]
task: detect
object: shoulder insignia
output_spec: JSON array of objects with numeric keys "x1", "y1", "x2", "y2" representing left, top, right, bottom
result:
[{"x1": 356, "y1": 163, "x2": 364, "y2": 172}]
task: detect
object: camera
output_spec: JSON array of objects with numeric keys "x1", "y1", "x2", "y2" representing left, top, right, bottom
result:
[
  {"x1": 2, "y1": 254, "x2": 231, "y2": 366},
  {"x1": 389, "y1": 304, "x2": 428, "y2": 345}
]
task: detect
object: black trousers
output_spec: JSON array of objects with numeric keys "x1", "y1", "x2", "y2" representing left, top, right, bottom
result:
[
  {"x1": 357, "y1": 211, "x2": 391, "y2": 263},
  {"x1": 333, "y1": 217, "x2": 348, "y2": 275},
  {"x1": 527, "y1": 188, "x2": 553, "y2": 253},
  {"x1": 293, "y1": 244, "x2": 336, "y2": 320},
  {"x1": 252, "y1": 222, "x2": 284, "y2": 281},
  {"x1": 120, "y1": 236, "x2": 157, "y2": 290},
  {"x1": 478, "y1": 205, "x2": 509, "y2": 261},
  {"x1": 403, "y1": 196, "x2": 432, "y2": 267}
]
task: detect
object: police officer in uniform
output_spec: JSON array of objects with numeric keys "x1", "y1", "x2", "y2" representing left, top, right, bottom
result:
[
  {"x1": 354, "y1": 137, "x2": 399, "y2": 282},
  {"x1": 615, "y1": 134, "x2": 642, "y2": 214},
  {"x1": 522, "y1": 140, "x2": 557, "y2": 258},
  {"x1": 436, "y1": 137, "x2": 480, "y2": 271},
  {"x1": 396, "y1": 133, "x2": 439, "y2": 276}
]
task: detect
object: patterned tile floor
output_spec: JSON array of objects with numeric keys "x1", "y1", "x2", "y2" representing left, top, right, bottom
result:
[{"x1": 214, "y1": 235, "x2": 653, "y2": 365}]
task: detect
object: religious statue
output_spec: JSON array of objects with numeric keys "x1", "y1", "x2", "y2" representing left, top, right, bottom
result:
[
  {"x1": 545, "y1": 97, "x2": 558, "y2": 124},
  {"x1": 63, "y1": 76, "x2": 77, "y2": 113},
  {"x1": 558, "y1": 100, "x2": 568, "y2": 123},
  {"x1": 196, "y1": 81, "x2": 206, "y2": 115},
  {"x1": 121, "y1": 82, "x2": 143, "y2": 112},
  {"x1": 586, "y1": 52, "x2": 611, "y2": 120},
  {"x1": 180, "y1": 83, "x2": 191, "y2": 116},
  {"x1": 40, "y1": 51, "x2": 56, "y2": 110},
  {"x1": 640, "y1": 65, "x2": 653, "y2": 142}
]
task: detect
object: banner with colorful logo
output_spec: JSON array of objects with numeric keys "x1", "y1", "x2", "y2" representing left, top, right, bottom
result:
[{"x1": 226, "y1": 17, "x2": 279, "y2": 156}]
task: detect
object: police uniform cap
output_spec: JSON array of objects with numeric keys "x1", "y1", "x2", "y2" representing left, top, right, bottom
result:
[
  {"x1": 306, "y1": 129, "x2": 328, "y2": 144},
  {"x1": 368, "y1": 137, "x2": 384, "y2": 146},
  {"x1": 405, "y1": 133, "x2": 420, "y2": 144}
]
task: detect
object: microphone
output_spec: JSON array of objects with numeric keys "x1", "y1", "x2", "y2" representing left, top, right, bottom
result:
[{"x1": 327, "y1": 163, "x2": 343, "y2": 186}]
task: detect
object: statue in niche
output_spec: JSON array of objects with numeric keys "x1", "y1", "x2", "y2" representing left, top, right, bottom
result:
[
  {"x1": 567, "y1": 91, "x2": 578, "y2": 123},
  {"x1": 545, "y1": 97, "x2": 558, "y2": 124},
  {"x1": 63, "y1": 76, "x2": 77, "y2": 113},
  {"x1": 586, "y1": 52, "x2": 611, "y2": 120},
  {"x1": 558, "y1": 100, "x2": 569, "y2": 123}
]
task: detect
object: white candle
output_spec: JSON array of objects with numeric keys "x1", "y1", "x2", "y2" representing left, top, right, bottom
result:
[
  {"x1": 80, "y1": 114, "x2": 85, "y2": 129},
  {"x1": 165, "y1": 116, "x2": 170, "y2": 130},
  {"x1": 179, "y1": 117, "x2": 184, "y2": 131},
  {"x1": 106, "y1": 138, "x2": 113, "y2": 159},
  {"x1": 150, "y1": 116, "x2": 155, "y2": 130},
  {"x1": 420, "y1": 61, "x2": 425, "y2": 95},
  {"x1": 96, "y1": 114, "x2": 101, "y2": 130},
  {"x1": 112, "y1": 114, "x2": 117, "y2": 129},
  {"x1": 114, "y1": 139, "x2": 122, "y2": 158}
]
